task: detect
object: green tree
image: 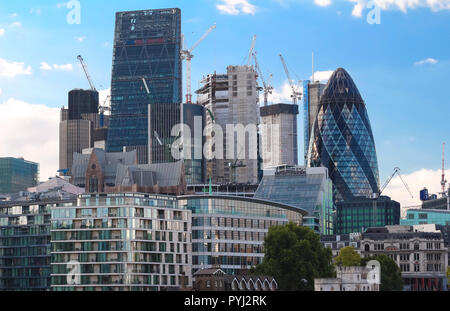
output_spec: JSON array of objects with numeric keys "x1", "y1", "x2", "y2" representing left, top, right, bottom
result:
[
  {"x1": 251, "y1": 223, "x2": 335, "y2": 291},
  {"x1": 334, "y1": 246, "x2": 361, "y2": 267},
  {"x1": 361, "y1": 254, "x2": 404, "y2": 291}
]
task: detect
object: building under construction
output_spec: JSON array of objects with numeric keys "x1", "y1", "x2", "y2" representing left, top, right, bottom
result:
[{"x1": 196, "y1": 65, "x2": 260, "y2": 185}]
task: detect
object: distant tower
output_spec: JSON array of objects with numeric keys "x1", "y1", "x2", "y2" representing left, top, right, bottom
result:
[
  {"x1": 260, "y1": 103, "x2": 299, "y2": 169},
  {"x1": 307, "y1": 68, "x2": 380, "y2": 202}
]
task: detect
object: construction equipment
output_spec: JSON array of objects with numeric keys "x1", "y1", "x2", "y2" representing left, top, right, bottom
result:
[
  {"x1": 371, "y1": 167, "x2": 413, "y2": 227},
  {"x1": 279, "y1": 53, "x2": 302, "y2": 105},
  {"x1": 99, "y1": 95, "x2": 111, "y2": 128},
  {"x1": 246, "y1": 35, "x2": 257, "y2": 67},
  {"x1": 77, "y1": 55, "x2": 96, "y2": 91},
  {"x1": 181, "y1": 24, "x2": 216, "y2": 104},
  {"x1": 253, "y1": 52, "x2": 273, "y2": 106},
  {"x1": 441, "y1": 142, "x2": 447, "y2": 197}
]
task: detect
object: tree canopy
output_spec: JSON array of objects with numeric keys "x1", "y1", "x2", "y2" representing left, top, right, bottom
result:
[
  {"x1": 361, "y1": 254, "x2": 404, "y2": 291},
  {"x1": 251, "y1": 223, "x2": 335, "y2": 291},
  {"x1": 334, "y1": 246, "x2": 361, "y2": 267}
]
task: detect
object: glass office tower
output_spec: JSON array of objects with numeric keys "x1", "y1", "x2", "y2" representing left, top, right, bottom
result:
[
  {"x1": 0, "y1": 158, "x2": 39, "y2": 194},
  {"x1": 307, "y1": 68, "x2": 380, "y2": 202},
  {"x1": 106, "y1": 9, "x2": 182, "y2": 160}
]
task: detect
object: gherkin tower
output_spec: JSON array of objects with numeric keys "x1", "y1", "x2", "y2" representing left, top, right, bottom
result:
[{"x1": 307, "y1": 68, "x2": 380, "y2": 202}]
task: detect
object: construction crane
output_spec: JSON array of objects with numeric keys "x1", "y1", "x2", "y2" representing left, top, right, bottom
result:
[
  {"x1": 441, "y1": 142, "x2": 447, "y2": 197},
  {"x1": 253, "y1": 52, "x2": 273, "y2": 106},
  {"x1": 77, "y1": 55, "x2": 96, "y2": 91},
  {"x1": 181, "y1": 24, "x2": 216, "y2": 104},
  {"x1": 371, "y1": 167, "x2": 414, "y2": 227},
  {"x1": 279, "y1": 53, "x2": 302, "y2": 105},
  {"x1": 246, "y1": 35, "x2": 257, "y2": 66}
]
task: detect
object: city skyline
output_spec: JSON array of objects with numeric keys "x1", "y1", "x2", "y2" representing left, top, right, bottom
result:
[{"x1": 0, "y1": 0, "x2": 449, "y2": 207}]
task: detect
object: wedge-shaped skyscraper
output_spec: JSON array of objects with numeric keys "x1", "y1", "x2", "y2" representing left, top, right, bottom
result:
[{"x1": 307, "y1": 68, "x2": 380, "y2": 202}]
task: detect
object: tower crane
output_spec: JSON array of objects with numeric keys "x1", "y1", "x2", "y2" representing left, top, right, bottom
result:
[
  {"x1": 246, "y1": 35, "x2": 257, "y2": 67},
  {"x1": 181, "y1": 24, "x2": 216, "y2": 104},
  {"x1": 371, "y1": 167, "x2": 413, "y2": 227},
  {"x1": 253, "y1": 52, "x2": 273, "y2": 106},
  {"x1": 279, "y1": 53, "x2": 302, "y2": 105},
  {"x1": 77, "y1": 55, "x2": 96, "y2": 91}
]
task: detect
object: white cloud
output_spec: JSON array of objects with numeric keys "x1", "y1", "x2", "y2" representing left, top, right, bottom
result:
[
  {"x1": 41, "y1": 62, "x2": 73, "y2": 71},
  {"x1": 99, "y1": 88, "x2": 111, "y2": 107},
  {"x1": 53, "y1": 64, "x2": 73, "y2": 71},
  {"x1": 76, "y1": 36, "x2": 86, "y2": 42},
  {"x1": 313, "y1": 0, "x2": 450, "y2": 16},
  {"x1": 0, "y1": 29, "x2": 5, "y2": 36},
  {"x1": 0, "y1": 99, "x2": 60, "y2": 181},
  {"x1": 310, "y1": 70, "x2": 334, "y2": 83},
  {"x1": 0, "y1": 58, "x2": 32, "y2": 78},
  {"x1": 261, "y1": 82, "x2": 295, "y2": 104},
  {"x1": 9, "y1": 22, "x2": 21, "y2": 28},
  {"x1": 383, "y1": 168, "x2": 450, "y2": 212},
  {"x1": 414, "y1": 58, "x2": 438, "y2": 65},
  {"x1": 30, "y1": 8, "x2": 42, "y2": 15},
  {"x1": 0, "y1": 88, "x2": 2, "y2": 96},
  {"x1": 216, "y1": 0, "x2": 257, "y2": 15},
  {"x1": 9, "y1": 13, "x2": 18, "y2": 18},
  {"x1": 315, "y1": 0, "x2": 332, "y2": 6},
  {"x1": 40, "y1": 62, "x2": 52, "y2": 71}
]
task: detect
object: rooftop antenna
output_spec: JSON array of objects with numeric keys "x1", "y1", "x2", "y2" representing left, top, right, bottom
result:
[{"x1": 441, "y1": 142, "x2": 447, "y2": 197}]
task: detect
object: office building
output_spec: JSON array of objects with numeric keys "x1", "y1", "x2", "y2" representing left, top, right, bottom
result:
[
  {"x1": 59, "y1": 118, "x2": 92, "y2": 173},
  {"x1": 254, "y1": 166, "x2": 334, "y2": 234},
  {"x1": 306, "y1": 68, "x2": 380, "y2": 202},
  {"x1": 0, "y1": 157, "x2": 39, "y2": 194},
  {"x1": 180, "y1": 195, "x2": 306, "y2": 275},
  {"x1": 68, "y1": 89, "x2": 99, "y2": 120},
  {"x1": 51, "y1": 193, "x2": 192, "y2": 291},
  {"x1": 361, "y1": 226, "x2": 448, "y2": 291},
  {"x1": 196, "y1": 66, "x2": 260, "y2": 185},
  {"x1": 401, "y1": 209, "x2": 450, "y2": 227},
  {"x1": 303, "y1": 80, "x2": 326, "y2": 163},
  {"x1": 107, "y1": 8, "x2": 182, "y2": 165},
  {"x1": 335, "y1": 196, "x2": 400, "y2": 234},
  {"x1": 260, "y1": 103, "x2": 299, "y2": 169},
  {"x1": 0, "y1": 198, "x2": 76, "y2": 291},
  {"x1": 321, "y1": 233, "x2": 362, "y2": 257}
]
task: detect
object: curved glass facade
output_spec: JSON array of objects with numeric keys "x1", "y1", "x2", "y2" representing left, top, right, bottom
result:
[
  {"x1": 307, "y1": 68, "x2": 380, "y2": 202},
  {"x1": 179, "y1": 195, "x2": 306, "y2": 275}
]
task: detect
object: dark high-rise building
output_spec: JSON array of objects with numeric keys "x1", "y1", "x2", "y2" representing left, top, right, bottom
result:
[
  {"x1": 107, "y1": 8, "x2": 182, "y2": 163},
  {"x1": 0, "y1": 157, "x2": 39, "y2": 193},
  {"x1": 303, "y1": 80, "x2": 326, "y2": 163},
  {"x1": 307, "y1": 68, "x2": 380, "y2": 202},
  {"x1": 68, "y1": 89, "x2": 99, "y2": 120}
]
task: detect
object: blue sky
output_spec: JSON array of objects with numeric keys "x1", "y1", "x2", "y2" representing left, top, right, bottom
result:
[{"x1": 0, "y1": 0, "x2": 449, "y2": 206}]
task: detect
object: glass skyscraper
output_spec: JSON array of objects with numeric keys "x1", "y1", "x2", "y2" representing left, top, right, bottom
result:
[
  {"x1": 306, "y1": 68, "x2": 380, "y2": 202},
  {"x1": 106, "y1": 9, "x2": 182, "y2": 160},
  {"x1": 0, "y1": 157, "x2": 39, "y2": 194},
  {"x1": 254, "y1": 166, "x2": 334, "y2": 235}
]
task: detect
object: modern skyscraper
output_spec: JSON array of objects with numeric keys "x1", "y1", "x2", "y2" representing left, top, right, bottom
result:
[
  {"x1": 0, "y1": 157, "x2": 39, "y2": 193},
  {"x1": 196, "y1": 66, "x2": 260, "y2": 185},
  {"x1": 260, "y1": 103, "x2": 299, "y2": 169},
  {"x1": 306, "y1": 68, "x2": 380, "y2": 202},
  {"x1": 303, "y1": 80, "x2": 326, "y2": 163},
  {"x1": 68, "y1": 89, "x2": 99, "y2": 120},
  {"x1": 254, "y1": 166, "x2": 334, "y2": 234},
  {"x1": 107, "y1": 8, "x2": 182, "y2": 164},
  {"x1": 59, "y1": 117, "x2": 92, "y2": 173}
]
